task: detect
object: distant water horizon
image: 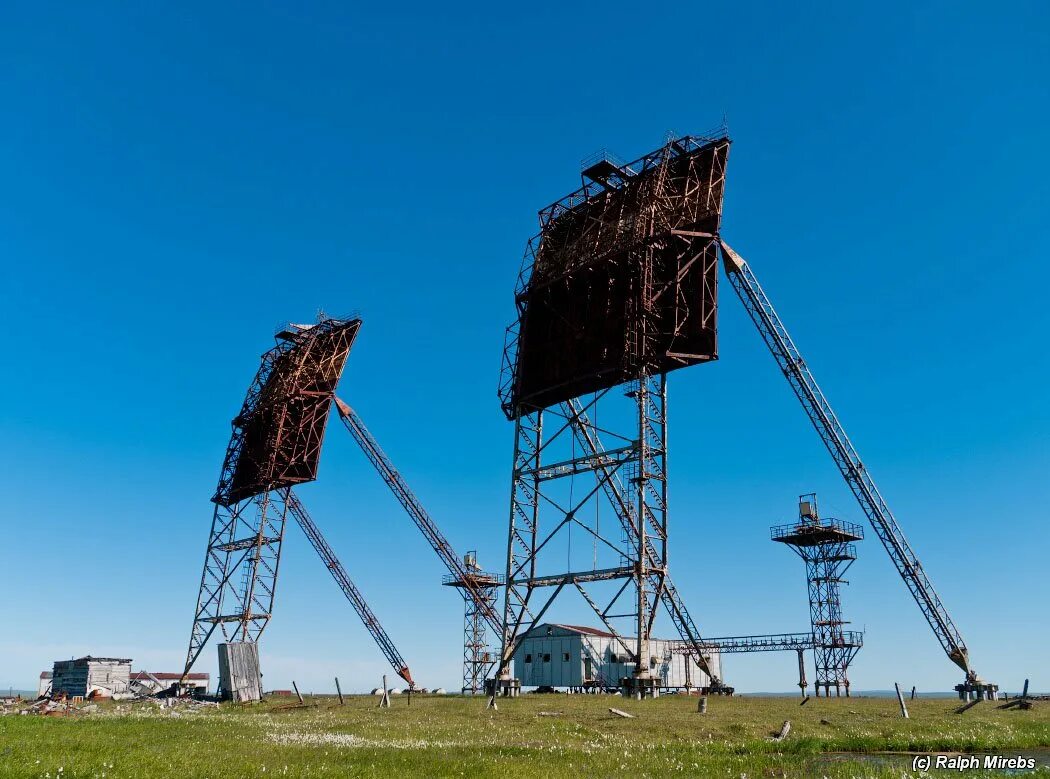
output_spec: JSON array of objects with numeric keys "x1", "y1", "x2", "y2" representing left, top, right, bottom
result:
[{"x1": 1, "y1": 690, "x2": 38, "y2": 698}]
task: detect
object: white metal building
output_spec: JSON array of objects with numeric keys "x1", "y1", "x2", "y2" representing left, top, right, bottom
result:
[{"x1": 513, "y1": 623, "x2": 721, "y2": 690}]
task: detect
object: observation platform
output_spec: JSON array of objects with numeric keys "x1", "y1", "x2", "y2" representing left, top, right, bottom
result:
[
  {"x1": 442, "y1": 571, "x2": 505, "y2": 588},
  {"x1": 770, "y1": 518, "x2": 864, "y2": 547}
]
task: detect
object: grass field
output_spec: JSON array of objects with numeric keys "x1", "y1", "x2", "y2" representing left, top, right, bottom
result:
[{"x1": 1, "y1": 694, "x2": 1047, "y2": 778}]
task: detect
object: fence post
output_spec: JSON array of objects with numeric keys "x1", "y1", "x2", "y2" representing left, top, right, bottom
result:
[
  {"x1": 894, "y1": 683, "x2": 909, "y2": 719},
  {"x1": 379, "y1": 674, "x2": 390, "y2": 708}
]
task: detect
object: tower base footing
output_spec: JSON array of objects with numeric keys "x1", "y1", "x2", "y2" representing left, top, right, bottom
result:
[
  {"x1": 621, "y1": 676, "x2": 661, "y2": 700},
  {"x1": 955, "y1": 680, "x2": 999, "y2": 701},
  {"x1": 487, "y1": 678, "x2": 521, "y2": 698}
]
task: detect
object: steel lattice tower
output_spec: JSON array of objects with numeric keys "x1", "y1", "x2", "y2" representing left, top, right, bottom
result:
[
  {"x1": 186, "y1": 488, "x2": 292, "y2": 675},
  {"x1": 442, "y1": 552, "x2": 504, "y2": 694},
  {"x1": 772, "y1": 493, "x2": 863, "y2": 697},
  {"x1": 494, "y1": 133, "x2": 730, "y2": 699},
  {"x1": 183, "y1": 318, "x2": 361, "y2": 682},
  {"x1": 497, "y1": 375, "x2": 672, "y2": 698}
]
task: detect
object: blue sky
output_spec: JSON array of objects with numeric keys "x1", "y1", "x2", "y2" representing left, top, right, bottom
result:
[{"x1": 2, "y1": 2, "x2": 1047, "y2": 694}]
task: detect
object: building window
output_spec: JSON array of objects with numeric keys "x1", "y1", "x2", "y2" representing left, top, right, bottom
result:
[
  {"x1": 563, "y1": 653, "x2": 570, "y2": 662},
  {"x1": 650, "y1": 657, "x2": 658, "y2": 668},
  {"x1": 610, "y1": 653, "x2": 618, "y2": 663},
  {"x1": 543, "y1": 654, "x2": 551, "y2": 663},
  {"x1": 525, "y1": 654, "x2": 532, "y2": 664}
]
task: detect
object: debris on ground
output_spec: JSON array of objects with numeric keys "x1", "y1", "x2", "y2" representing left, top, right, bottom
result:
[
  {"x1": 2, "y1": 695, "x2": 220, "y2": 717},
  {"x1": 771, "y1": 720, "x2": 791, "y2": 741}
]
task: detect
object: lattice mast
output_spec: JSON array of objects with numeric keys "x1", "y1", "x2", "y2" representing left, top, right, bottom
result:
[
  {"x1": 183, "y1": 318, "x2": 361, "y2": 676},
  {"x1": 772, "y1": 494, "x2": 863, "y2": 696},
  {"x1": 496, "y1": 132, "x2": 730, "y2": 699},
  {"x1": 442, "y1": 552, "x2": 504, "y2": 694}
]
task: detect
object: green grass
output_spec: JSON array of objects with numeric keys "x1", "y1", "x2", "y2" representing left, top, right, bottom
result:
[{"x1": 1, "y1": 694, "x2": 1047, "y2": 778}]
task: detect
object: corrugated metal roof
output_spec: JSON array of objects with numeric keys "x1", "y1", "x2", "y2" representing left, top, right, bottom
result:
[
  {"x1": 547, "y1": 623, "x2": 618, "y2": 638},
  {"x1": 131, "y1": 672, "x2": 209, "y2": 681}
]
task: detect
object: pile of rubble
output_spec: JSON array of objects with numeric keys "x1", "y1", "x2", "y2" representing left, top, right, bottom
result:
[
  {"x1": 0, "y1": 697, "x2": 90, "y2": 717},
  {"x1": 1, "y1": 695, "x2": 220, "y2": 717}
]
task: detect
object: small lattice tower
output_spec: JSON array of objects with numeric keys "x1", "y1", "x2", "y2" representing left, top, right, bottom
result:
[
  {"x1": 771, "y1": 493, "x2": 864, "y2": 697},
  {"x1": 442, "y1": 551, "x2": 504, "y2": 694}
]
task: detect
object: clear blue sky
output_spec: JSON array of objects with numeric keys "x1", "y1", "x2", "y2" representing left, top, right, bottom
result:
[{"x1": 2, "y1": 2, "x2": 1047, "y2": 694}]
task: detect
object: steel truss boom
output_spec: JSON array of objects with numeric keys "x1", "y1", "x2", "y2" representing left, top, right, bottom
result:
[
  {"x1": 667, "y1": 631, "x2": 851, "y2": 654},
  {"x1": 333, "y1": 398, "x2": 503, "y2": 633},
  {"x1": 719, "y1": 240, "x2": 973, "y2": 678},
  {"x1": 285, "y1": 491, "x2": 415, "y2": 688}
]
